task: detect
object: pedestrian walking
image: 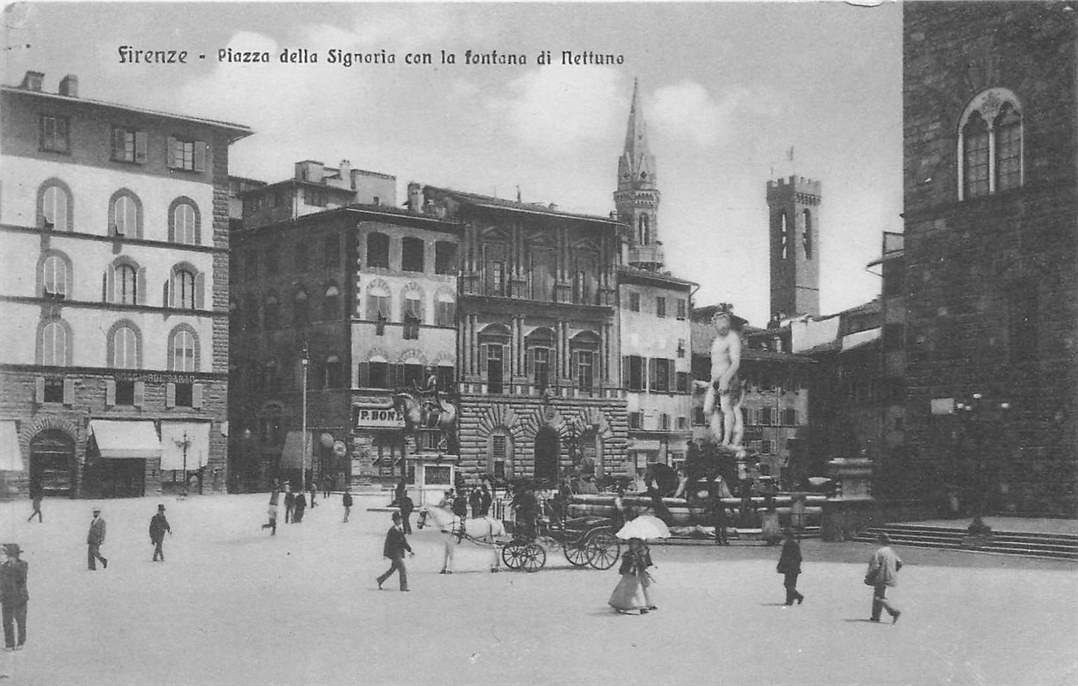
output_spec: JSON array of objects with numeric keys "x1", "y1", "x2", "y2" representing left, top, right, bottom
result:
[
  {"x1": 468, "y1": 486, "x2": 482, "y2": 519},
  {"x1": 293, "y1": 491, "x2": 307, "y2": 523},
  {"x1": 0, "y1": 544, "x2": 28, "y2": 651},
  {"x1": 284, "y1": 484, "x2": 295, "y2": 524},
  {"x1": 376, "y1": 512, "x2": 412, "y2": 592},
  {"x1": 608, "y1": 538, "x2": 656, "y2": 615},
  {"x1": 308, "y1": 483, "x2": 317, "y2": 509},
  {"x1": 865, "y1": 533, "x2": 903, "y2": 624},
  {"x1": 86, "y1": 508, "x2": 108, "y2": 570},
  {"x1": 391, "y1": 478, "x2": 407, "y2": 507},
  {"x1": 148, "y1": 504, "x2": 172, "y2": 562},
  {"x1": 480, "y1": 483, "x2": 493, "y2": 517},
  {"x1": 776, "y1": 528, "x2": 804, "y2": 606},
  {"x1": 262, "y1": 490, "x2": 279, "y2": 535},
  {"x1": 399, "y1": 493, "x2": 414, "y2": 534},
  {"x1": 26, "y1": 481, "x2": 43, "y2": 524},
  {"x1": 323, "y1": 476, "x2": 332, "y2": 499},
  {"x1": 342, "y1": 491, "x2": 353, "y2": 523}
]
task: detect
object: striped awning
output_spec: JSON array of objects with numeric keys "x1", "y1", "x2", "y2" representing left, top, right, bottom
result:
[
  {"x1": 0, "y1": 421, "x2": 24, "y2": 472},
  {"x1": 89, "y1": 420, "x2": 161, "y2": 459}
]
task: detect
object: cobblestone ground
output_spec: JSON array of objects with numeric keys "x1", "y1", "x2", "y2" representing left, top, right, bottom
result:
[{"x1": 0, "y1": 494, "x2": 1075, "y2": 686}]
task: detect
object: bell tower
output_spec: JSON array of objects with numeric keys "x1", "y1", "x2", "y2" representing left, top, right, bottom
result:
[
  {"x1": 615, "y1": 79, "x2": 663, "y2": 271},
  {"x1": 767, "y1": 175, "x2": 821, "y2": 318}
]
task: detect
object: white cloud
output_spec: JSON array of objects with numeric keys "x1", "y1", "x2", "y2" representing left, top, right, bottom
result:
[
  {"x1": 486, "y1": 66, "x2": 626, "y2": 155},
  {"x1": 649, "y1": 81, "x2": 779, "y2": 147},
  {"x1": 300, "y1": 5, "x2": 457, "y2": 51}
]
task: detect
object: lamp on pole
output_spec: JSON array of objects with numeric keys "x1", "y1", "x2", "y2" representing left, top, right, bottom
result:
[
  {"x1": 175, "y1": 430, "x2": 192, "y2": 497},
  {"x1": 301, "y1": 341, "x2": 309, "y2": 491}
]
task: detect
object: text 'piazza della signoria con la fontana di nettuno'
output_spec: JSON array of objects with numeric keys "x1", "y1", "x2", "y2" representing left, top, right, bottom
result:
[{"x1": 117, "y1": 46, "x2": 626, "y2": 67}]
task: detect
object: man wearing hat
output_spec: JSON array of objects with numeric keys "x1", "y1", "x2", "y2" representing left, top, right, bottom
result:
[
  {"x1": 865, "y1": 532, "x2": 903, "y2": 623},
  {"x1": 0, "y1": 543, "x2": 28, "y2": 650},
  {"x1": 376, "y1": 512, "x2": 412, "y2": 592},
  {"x1": 87, "y1": 508, "x2": 108, "y2": 571},
  {"x1": 149, "y1": 504, "x2": 172, "y2": 562}
]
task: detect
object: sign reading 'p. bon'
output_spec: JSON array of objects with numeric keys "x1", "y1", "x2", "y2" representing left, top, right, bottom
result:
[{"x1": 353, "y1": 406, "x2": 406, "y2": 429}]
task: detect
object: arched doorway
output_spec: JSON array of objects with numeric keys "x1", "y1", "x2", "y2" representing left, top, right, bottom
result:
[
  {"x1": 30, "y1": 430, "x2": 75, "y2": 497},
  {"x1": 533, "y1": 426, "x2": 560, "y2": 483}
]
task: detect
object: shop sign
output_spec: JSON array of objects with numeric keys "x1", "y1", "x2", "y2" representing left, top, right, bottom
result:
[{"x1": 353, "y1": 405, "x2": 405, "y2": 429}]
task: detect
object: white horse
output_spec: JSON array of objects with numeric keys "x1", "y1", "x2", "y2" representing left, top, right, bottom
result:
[{"x1": 416, "y1": 506, "x2": 507, "y2": 573}]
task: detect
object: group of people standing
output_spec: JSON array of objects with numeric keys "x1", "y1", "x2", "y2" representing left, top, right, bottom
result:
[{"x1": 263, "y1": 481, "x2": 339, "y2": 534}]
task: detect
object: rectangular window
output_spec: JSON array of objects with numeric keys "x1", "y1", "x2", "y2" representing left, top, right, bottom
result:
[
  {"x1": 625, "y1": 355, "x2": 644, "y2": 392},
  {"x1": 677, "y1": 339, "x2": 686, "y2": 359},
  {"x1": 576, "y1": 350, "x2": 594, "y2": 391},
  {"x1": 491, "y1": 435, "x2": 508, "y2": 478},
  {"x1": 434, "y1": 242, "x2": 457, "y2": 275},
  {"x1": 760, "y1": 407, "x2": 773, "y2": 426},
  {"x1": 174, "y1": 383, "x2": 193, "y2": 408},
  {"x1": 368, "y1": 362, "x2": 389, "y2": 389},
  {"x1": 402, "y1": 364, "x2": 424, "y2": 389},
  {"x1": 435, "y1": 300, "x2": 455, "y2": 327},
  {"x1": 533, "y1": 347, "x2": 551, "y2": 389},
  {"x1": 693, "y1": 406, "x2": 705, "y2": 426},
  {"x1": 110, "y1": 127, "x2": 147, "y2": 163},
  {"x1": 436, "y1": 366, "x2": 454, "y2": 393},
  {"x1": 676, "y1": 371, "x2": 690, "y2": 394},
  {"x1": 116, "y1": 380, "x2": 135, "y2": 406},
  {"x1": 43, "y1": 378, "x2": 64, "y2": 403},
  {"x1": 659, "y1": 413, "x2": 670, "y2": 431},
  {"x1": 401, "y1": 237, "x2": 425, "y2": 272},
  {"x1": 304, "y1": 188, "x2": 327, "y2": 207},
  {"x1": 676, "y1": 298, "x2": 687, "y2": 320},
  {"x1": 676, "y1": 416, "x2": 688, "y2": 431},
  {"x1": 40, "y1": 115, "x2": 70, "y2": 153},
  {"x1": 629, "y1": 292, "x2": 640, "y2": 312},
  {"x1": 628, "y1": 412, "x2": 642, "y2": 430},
  {"x1": 652, "y1": 358, "x2": 671, "y2": 393},
  {"x1": 656, "y1": 297, "x2": 666, "y2": 318},
  {"x1": 167, "y1": 137, "x2": 206, "y2": 172},
  {"x1": 782, "y1": 408, "x2": 798, "y2": 426},
  {"x1": 489, "y1": 261, "x2": 506, "y2": 296},
  {"x1": 486, "y1": 344, "x2": 504, "y2": 395},
  {"x1": 366, "y1": 233, "x2": 390, "y2": 269}
]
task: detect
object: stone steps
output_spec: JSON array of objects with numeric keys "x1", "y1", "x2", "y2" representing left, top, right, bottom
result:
[{"x1": 852, "y1": 524, "x2": 1078, "y2": 561}]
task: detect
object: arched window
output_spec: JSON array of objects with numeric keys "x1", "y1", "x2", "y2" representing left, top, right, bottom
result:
[
  {"x1": 957, "y1": 88, "x2": 1024, "y2": 200},
  {"x1": 170, "y1": 268, "x2": 198, "y2": 310},
  {"x1": 995, "y1": 103, "x2": 1022, "y2": 192},
  {"x1": 39, "y1": 180, "x2": 72, "y2": 231},
  {"x1": 802, "y1": 209, "x2": 813, "y2": 259},
  {"x1": 779, "y1": 212, "x2": 789, "y2": 260},
  {"x1": 109, "y1": 190, "x2": 142, "y2": 237},
  {"x1": 638, "y1": 214, "x2": 650, "y2": 246},
  {"x1": 109, "y1": 323, "x2": 140, "y2": 369},
  {"x1": 403, "y1": 292, "x2": 422, "y2": 340},
  {"x1": 41, "y1": 252, "x2": 71, "y2": 297},
  {"x1": 40, "y1": 320, "x2": 70, "y2": 366},
  {"x1": 435, "y1": 289, "x2": 456, "y2": 327},
  {"x1": 113, "y1": 263, "x2": 138, "y2": 304},
  {"x1": 367, "y1": 232, "x2": 390, "y2": 269},
  {"x1": 324, "y1": 354, "x2": 343, "y2": 388},
  {"x1": 293, "y1": 288, "x2": 309, "y2": 327},
  {"x1": 170, "y1": 199, "x2": 199, "y2": 245},
  {"x1": 962, "y1": 112, "x2": 990, "y2": 199},
  {"x1": 322, "y1": 284, "x2": 341, "y2": 320},
  {"x1": 570, "y1": 331, "x2": 600, "y2": 392},
  {"x1": 169, "y1": 327, "x2": 197, "y2": 372},
  {"x1": 263, "y1": 293, "x2": 279, "y2": 329}
]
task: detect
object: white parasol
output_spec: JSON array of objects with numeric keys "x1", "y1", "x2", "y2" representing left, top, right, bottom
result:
[{"x1": 615, "y1": 514, "x2": 671, "y2": 541}]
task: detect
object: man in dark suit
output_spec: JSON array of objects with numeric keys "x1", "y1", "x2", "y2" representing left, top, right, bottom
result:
[
  {"x1": 376, "y1": 513, "x2": 412, "y2": 592},
  {"x1": 87, "y1": 508, "x2": 108, "y2": 570},
  {"x1": 26, "y1": 482, "x2": 43, "y2": 524},
  {"x1": 149, "y1": 504, "x2": 172, "y2": 562},
  {"x1": 0, "y1": 543, "x2": 29, "y2": 651}
]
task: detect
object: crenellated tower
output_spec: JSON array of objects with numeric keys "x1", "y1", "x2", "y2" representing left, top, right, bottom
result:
[
  {"x1": 767, "y1": 175, "x2": 821, "y2": 318},
  {"x1": 615, "y1": 79, "x2": 663, "y2": 271}
]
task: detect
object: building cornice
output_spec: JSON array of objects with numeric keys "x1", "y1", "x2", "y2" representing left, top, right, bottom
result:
[
  {"x1": 0, "y1": 295, "x2": 226, "y2": 318},
  {"x1": 0, "y1": 223, "x2": 227, "y2": 254}
]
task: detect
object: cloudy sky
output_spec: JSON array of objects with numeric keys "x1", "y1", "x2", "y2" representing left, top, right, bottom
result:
[{"x1": 2, "y1": 2, "x2": 903, "y2": 325}]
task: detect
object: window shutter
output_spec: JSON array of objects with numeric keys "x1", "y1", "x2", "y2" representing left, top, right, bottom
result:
[
  {"x1": 137, "y1": 267, "x2": 147, "y2": 304},
  {"x1": 105, "y1": 379, "x2": 116, "y2": 407},
  {"x1": 622, "y1": 356, "x2": 630, "y2": 389},
  {"x1": 34, "y1": 377, "x2": 45, "y2": 404},
  {"x1": 62, "y1": 377, "x2": 74, "y2": 405},
  {"x1": 478, "y1": 345, "x2": 488, "y2": 376},
  {"x1": 648, "y1": 358, "x2": 656, "y2": 392},
  {"x1": 166, "y1": 137, "x2": 177, "y2": 168},
  {"x1": 358, "y1": 362, "x2": 370, "y2": 387},
  {"x1": 104, "y1": 269, "x2": 114, "y2": 303},
  {"x1": 194, "y1": 141, "x2": 208, "y2": 172},
  {"x1": 194, "y1": 272, "x2": 205, "y2": 309},
  {"x1": 502, "y1": 345, "x2": 510, "y2": 384},
  {"x1": 192, "y1": 383, "x2": 204, "y2": 409},
  {"x1": 133, "y1": 381, "x2": 145, "y2": 407},
  {"x1": 134, "y1": 131, "x2": 148, "y2": 163},
  {"x1": 165, "y1": 382, "x2": 176, "y2": 408},
  {"x1": 525, "y1": 347, "x2": 534, "y2": 378},
  {"x1": 163, "y1": 280, "x2": 171, "y2": 308}
]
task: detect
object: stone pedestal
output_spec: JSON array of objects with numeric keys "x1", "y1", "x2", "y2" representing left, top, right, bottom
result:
[{"x1": 827, "y1": 458, "x2": 874, "y2": 500}]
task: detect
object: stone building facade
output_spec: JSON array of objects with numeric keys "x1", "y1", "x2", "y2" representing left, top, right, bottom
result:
[
  {"x1": 902, "y1": 2, "x2": 1077, "y2": 514},
  {"x1": 0, "y1": 71, "x2": 250, "y2": 497}
]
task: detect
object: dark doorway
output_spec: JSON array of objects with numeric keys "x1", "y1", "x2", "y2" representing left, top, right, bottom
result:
[
  {"x1": 534, "y1": 426, "x2": 560, "y2": 483},
  {"x1": 102, "y1": 459, "x2": 145, "y2": 498},
  {"x1": 29, "y1": 430, "x2": 75, "y2": 497}
]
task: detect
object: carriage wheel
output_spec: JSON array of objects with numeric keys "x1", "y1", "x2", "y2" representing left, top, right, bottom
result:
[
  {"x1": 563, "y1": 539, "x2": 591, "y2": 567},
  {"x1": 502, "y1": 542, "x2": 525, "y2": 570},
  {"x1": 586, "y1": 530, "x2": 621, "y2": 570},
  {"x1": 522, "y1": 543, "x2": 546, "y2": 573}
]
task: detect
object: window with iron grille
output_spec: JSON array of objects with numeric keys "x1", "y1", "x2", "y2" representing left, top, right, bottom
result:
[{"x1": 40, "y1": 115, "x2": 69, "y2": 153}]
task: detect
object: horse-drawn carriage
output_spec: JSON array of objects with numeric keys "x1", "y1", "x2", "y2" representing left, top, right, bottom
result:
[{"x1": 500, "y1": 515, "x2": 622, "y2": 573}]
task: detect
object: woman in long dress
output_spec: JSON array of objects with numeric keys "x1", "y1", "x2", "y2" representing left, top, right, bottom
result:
[{"x1": 608, "y1": 538, "x2": 656, "y2": 615}]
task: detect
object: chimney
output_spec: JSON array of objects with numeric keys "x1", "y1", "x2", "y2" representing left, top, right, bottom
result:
[
  {"x1": 407, "y1": 182, "x2": 423, "y2": 212},
  {"x1": 20, "y1": 71, "x2": 44, "y2": 92},
  {"x1": 338, "y1": 159, "x2": 352, "y2": 187},
  {"x1": 58, "y1": 74, "x2": 78, "y2": 97}
]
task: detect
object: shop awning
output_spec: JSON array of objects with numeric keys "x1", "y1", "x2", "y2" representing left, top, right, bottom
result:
[
  {"x1": 0, "y1": 421, "x2": 24, "y2": 472},
  {"x1": 89, "y1": 420, "x2": 161, "y2": 459},
  {"x1": 280, "y1": 431, "x2": 313, "y2": 469},
  {"x1": 160, "y1": 421, "x2": 211, "y2": 471}
]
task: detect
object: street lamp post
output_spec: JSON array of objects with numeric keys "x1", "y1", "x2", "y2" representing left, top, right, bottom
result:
[
  {"x1": 175, "y1": 430, "x2": 192, "y2": 497},
  {"x1": 301, "y1": 342, "x2": 309, "y2": 491}
]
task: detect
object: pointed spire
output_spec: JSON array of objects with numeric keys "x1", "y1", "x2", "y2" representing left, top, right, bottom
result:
[
  {"x1": 618, "y1": 77, "x2": 656, "y2": 191},
  {"x1": 623, "y1": 77, "x2": 649, "y2": 157}
]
